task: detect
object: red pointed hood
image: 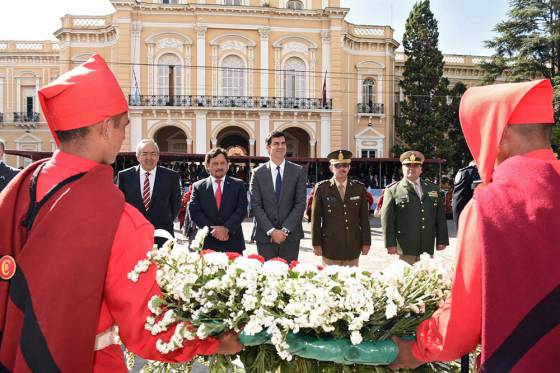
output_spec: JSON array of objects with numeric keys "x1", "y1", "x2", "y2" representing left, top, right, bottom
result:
[
  {"x1": 459, "y1": 79, "x2": 554, "y2": 183},
  {"x1": 38, "y1": 54, "x2": 128, "y2": 145}
]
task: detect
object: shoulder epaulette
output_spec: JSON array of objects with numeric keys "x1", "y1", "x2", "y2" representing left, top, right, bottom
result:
[
  {"x1": 351, "y1": 179, "x2": 365, "y2": 186},
  {"x1": 385, "y1": 180, "x2": 398, "y2": 189},
  {"x1": 315, "y1": 179, "x2": 330, "y2": 187}
]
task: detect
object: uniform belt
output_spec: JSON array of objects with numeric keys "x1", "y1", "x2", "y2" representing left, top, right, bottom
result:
[{"x1": 94, "y1": 326, "x2": 116, "y2": 351}]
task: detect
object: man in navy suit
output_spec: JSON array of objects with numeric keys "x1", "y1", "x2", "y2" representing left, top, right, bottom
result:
[
  {"x1": 188, "y1": 148, "x2": 248, "y2": 253},
  {"x1": 0, "y1": 140, "x2": 19, "y2": 194},
  {"x1": 117, "y1": 139, "x2": 181, "y2": 243}
]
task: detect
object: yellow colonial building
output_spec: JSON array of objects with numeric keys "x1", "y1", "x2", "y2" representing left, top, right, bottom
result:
[{"x1": 0, "y1": 0, "x2": 488, "y2": 168}]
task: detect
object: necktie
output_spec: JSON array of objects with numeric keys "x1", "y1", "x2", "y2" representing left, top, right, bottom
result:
[
  {"x1": 215, "y1": 178, "x2": 222, "y2": 209},
  {"x1": 275, "y1": 165, "x2": 282, "y2": 201},
  {"x1": 142, "y1": 172, "x2": 151, "y2": 211},
  {"x1": 338, "y1": 183, "x2": 345, "y2": 200},
  {"x1": 415, "y1": 182, "x2": 423, "y2": 199}
]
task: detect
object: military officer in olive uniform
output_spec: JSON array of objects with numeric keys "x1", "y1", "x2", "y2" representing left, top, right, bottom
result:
[
  {"x1": 311, "y1": 150, "x2": 371, "y2": 266},
  {"x1": 381, "y1": 150, "x2": 448, "y2": 265}
]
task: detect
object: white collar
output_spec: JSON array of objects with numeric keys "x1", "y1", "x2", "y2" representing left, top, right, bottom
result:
[
  {"x1": 139, "y1": 166, "x2": 157, "y2": 176},
  {"x1": 269, "y1": 159, "x2": 285, "y2": 170},
  {"x1": 210, "y1": 175, "x2": 224, "y2": 184}
]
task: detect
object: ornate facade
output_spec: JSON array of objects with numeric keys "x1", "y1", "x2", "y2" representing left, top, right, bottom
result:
[{"x1": 0, "y1": 0, "x2": 489, "y2": 167}]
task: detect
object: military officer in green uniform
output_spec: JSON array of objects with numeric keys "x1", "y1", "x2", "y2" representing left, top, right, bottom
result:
[
  {"x1": 311, "y1": 150, "x2": 371, "y2": 266},
  {"x1": 381, "y1": 150, "x2": 449, "y2": 265}
]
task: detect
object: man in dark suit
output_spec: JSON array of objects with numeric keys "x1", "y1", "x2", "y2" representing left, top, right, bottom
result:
[
  {"x1": 249, "y1": 131, "x2": 307, "y2": 261},
  {"x1": 0, "y1": 140, "x2": 19, "y2": 193},
  {"x1": 452, "y1": 161, "x2": 480, "y2": 229},
  {"x1": 188, "y1": 148, "x2": 248, "y2": 253},
  {"x1": 117, "y1": 139, "x2": 181, "y2": 243}
]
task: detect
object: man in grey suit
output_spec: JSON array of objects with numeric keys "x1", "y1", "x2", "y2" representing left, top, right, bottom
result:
[{"x1": 249, "y1": 131, "x2": 307, "y2": 261}]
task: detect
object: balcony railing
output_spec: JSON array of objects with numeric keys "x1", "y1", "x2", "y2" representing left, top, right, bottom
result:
[
  {"x1": 13, "y1": 112, "x2": 40, "y2": 122},
  {"x1": 357, "y1": 103, "x2": 384, "y2": 114},
  {"x1": 129, "y1": 95, "x2": 332, "y2": 110}
]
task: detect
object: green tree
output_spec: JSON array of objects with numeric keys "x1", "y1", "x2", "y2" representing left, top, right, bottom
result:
[
  {"x1": 481, "y1": 0, "x2": 560, "y2": 156},
  {"x1": 393, "y1": 0, "x2": 451, "y2": 163},
  {"x1": 481, "y1": 0, "x2": 560, "y2": 82},
  {"x1": 444, "y1": 82, "x2": 470, "y2": 172}
]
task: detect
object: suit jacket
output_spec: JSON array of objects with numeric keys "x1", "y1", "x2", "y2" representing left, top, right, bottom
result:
[
  {"x1": 0, "y1": 162, "x2": 19, "y2": 194},
  {"x1": 117, "y1": 165, "x2": 181, "y2": 236},
  {"x1": 188, "y1": 176, "x2": 248, "y2": 253},
  {"x1": 381, "y1": 178, "x2": 449, "y2": 256},
  {"x1": 311, "y1": 178, "x2": 371, "y2": 260},
  {"x1": 249, "y1": 160, "x2": 307, "y2": 243}
]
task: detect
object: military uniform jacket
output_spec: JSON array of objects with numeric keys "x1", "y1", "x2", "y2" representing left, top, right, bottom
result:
[
  {"x1": 311, "y1": 178, "x2": 371, "y2": 260},
  {"x1": 381, "y1": 178, "x2": 449, "y2": 256}
]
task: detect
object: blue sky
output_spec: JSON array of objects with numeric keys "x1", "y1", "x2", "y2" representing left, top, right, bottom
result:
[{"x1": 0, "y1": 0, "x2": 509, "y2": 56}]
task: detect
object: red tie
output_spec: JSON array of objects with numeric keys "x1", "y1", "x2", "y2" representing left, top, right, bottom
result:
[
  {"x1": 215, "y1": 179, "x2": 222, "y2": 209},
  {"x1": 143, "y1": 172, "x2": 151, "y2": 211}
]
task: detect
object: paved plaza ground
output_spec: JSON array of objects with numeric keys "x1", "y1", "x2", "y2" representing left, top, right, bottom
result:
[{"x1": 179, "y1": 217, "x2": 460, "y2": 274}]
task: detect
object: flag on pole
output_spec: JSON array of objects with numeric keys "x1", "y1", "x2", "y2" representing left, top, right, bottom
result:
[{"x1": 321, "y1": 70, "x2": 328, "y2": 108}]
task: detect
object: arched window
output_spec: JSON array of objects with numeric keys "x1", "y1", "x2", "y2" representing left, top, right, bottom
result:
[
  {"x1": 157, "y1": 53, "x2": 183, "y2": 96},
  {"x1": 221, "y1": 55, "x2": 245, "y2": 97},
  {"x1": 224, "y1": 0, "x2": 243, "y2": 5},
  {"x1": 287, "y1": 0, "x2": 303, "y2": 9},
  {"x1": 362, "y1": 78, "x2": 375, "y2": 106},
  {"x1": 284, "y1": 57, "x2": 306, "y2": 98}
]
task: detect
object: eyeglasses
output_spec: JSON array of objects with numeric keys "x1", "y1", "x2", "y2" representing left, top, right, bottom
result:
[
  {"x1": 140, "y1": 152, "x2": 158, "y2": 157},
  {"x1": 334, "y1": 164, "x2": 350, "y2": 169}
]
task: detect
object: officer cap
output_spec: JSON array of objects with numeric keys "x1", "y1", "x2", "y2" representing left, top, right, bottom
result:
[
  {"x1": 400, "y1": 150, "x2": 425, "y2": 165},
  {"x1": 328, "y1": 149, "x2": 352, "y2": 165}
]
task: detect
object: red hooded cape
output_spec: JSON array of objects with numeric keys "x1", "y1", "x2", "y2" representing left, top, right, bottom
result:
[
  {"x1": 460, "y1": 80, "x2": 560, "y2": 371},
  {"x1": 0, "y1": 159, "x2": 124, "y2": 371}
]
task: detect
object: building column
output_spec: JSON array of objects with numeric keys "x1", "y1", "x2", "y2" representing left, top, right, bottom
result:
[
  {"x1": 249, "y1": 138, "x2": 256, "y2": 156},
  {"x1": 187, "y1": 139, "x2": 193, "y2": 153},
  {"x1": 131, "y1": 21, "x2": 142, "y2": 100},
  {"x1": 130, "y1": 112, "x2": 142, "y2": 151},
  {"x1": 259, "y1": 112, "x2": 270, "y2": 156},
  {"x1": 16, "y1": 78, "x2": 21, "y2": 113},
  {"x1": 310, "y1": 139, "x2": 317, "y2": 157},
  {"x1": 258, "y1": 27, "x2": 270, "y2": 98},
  {"x1": 321, "y1": 31, "x2": 330, "y2": 99},
  {"x1": 309, "y1": 139, "x2": 317, "y2": 157},
  {"x1": 195, "y1": 110, "x2": 207, "y2": 153},
  {"x1": 320, "y1": 113, "x2": 330, "y2": 157},
  {"x1": 195, "y1": 25, "x2": 207, "y2": 97},
  {"x1": 0, "y1": 77, "x2": 4, "y2": 115},
  {"x1": 147, "y1": 43, "x2": 155, "y2": 95},
  {"x1": 34, "y1": 77, "x2": 40, "y2": 114}
]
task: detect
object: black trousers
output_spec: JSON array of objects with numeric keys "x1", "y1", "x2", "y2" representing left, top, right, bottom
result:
[{"x1": 256, "y1": 240, "x2": 300, "y2": 262}]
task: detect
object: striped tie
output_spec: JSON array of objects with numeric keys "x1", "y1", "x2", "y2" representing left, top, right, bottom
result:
[{"x1": 143, "y1": 172, "x2": 151, "y2": 211}]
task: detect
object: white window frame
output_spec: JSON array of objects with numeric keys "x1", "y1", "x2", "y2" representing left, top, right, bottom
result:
[
  {"x1": 220, "y1": 55, "x2": 246, "y2": 97},
  {"x1": 157, "y1": 53, "x2": 184, "y2": 96},
  {"x1": 283, "y1": 57, "x2": 306, "y2": 99}
]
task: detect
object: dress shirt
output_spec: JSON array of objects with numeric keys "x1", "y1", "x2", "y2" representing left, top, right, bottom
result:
[
  {"x1": 269, "y1": 160, "x2": 285, "y2": 191},
  {"x1": 406, "y1": 178, "x2": 423, "y2": 198},
  {"x1": 210, "y1": 175, "x2": 224, "y2": 195},
  {"x1": 333, "y1": 178, "x2": 348, "y2": 190},
  {"x1": 139, "y1": 166, "x2": 157, "y2": 199}
]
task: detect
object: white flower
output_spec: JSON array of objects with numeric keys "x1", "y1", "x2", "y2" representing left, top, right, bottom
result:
[
  {"x1": 148, "y1": 295, "x2": 164, "y2": 316},
  {"x1": 385, "y1": 301, "x2": 398, "y2": 319},
  {"x1": 350, "y1": 330, "x2": 363, "y2": 345}
]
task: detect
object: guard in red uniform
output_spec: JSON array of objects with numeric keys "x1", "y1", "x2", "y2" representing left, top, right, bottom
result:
[
  {"x1": 390, "y1": 79, "x2": 560, "y2": 372},
  {"x1": 0, "y1": 54, "x2": 242, "y2": 372}
]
